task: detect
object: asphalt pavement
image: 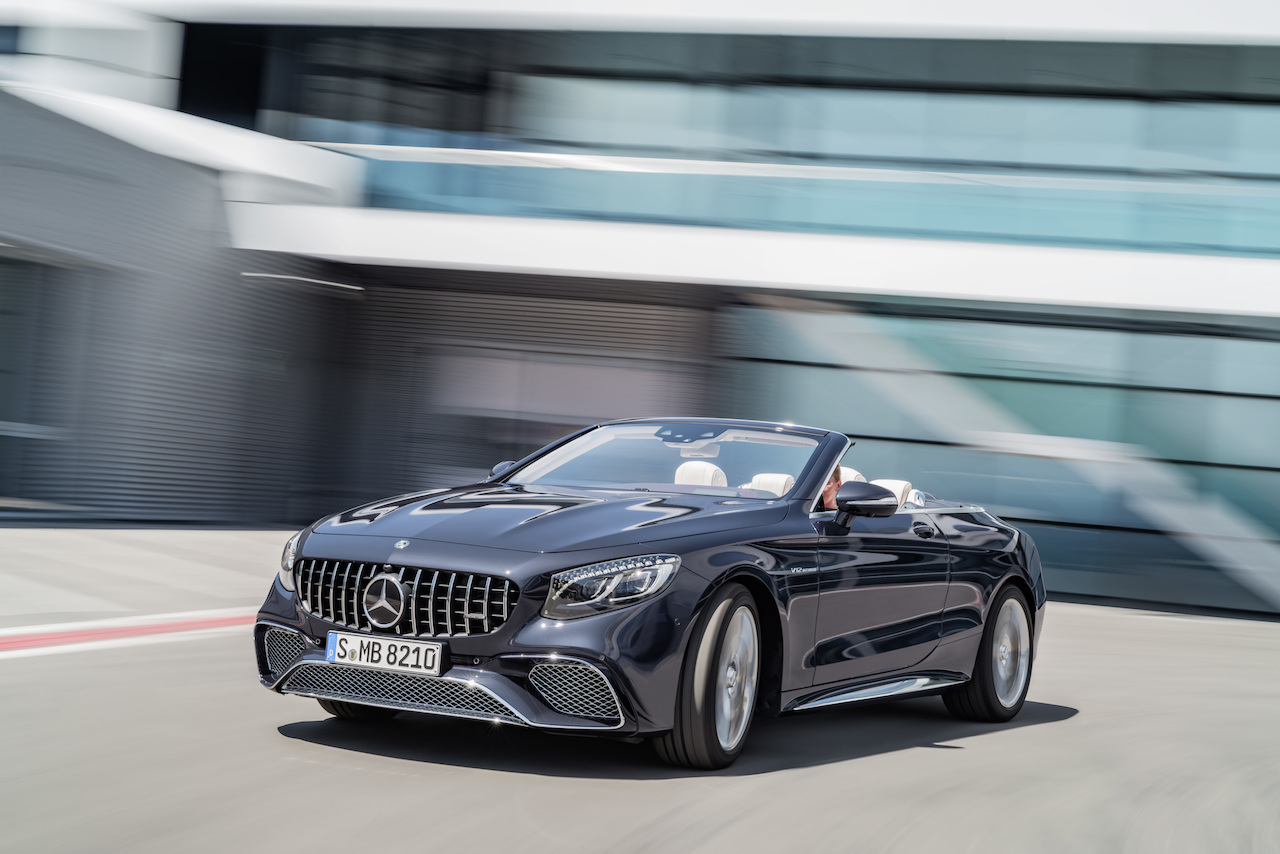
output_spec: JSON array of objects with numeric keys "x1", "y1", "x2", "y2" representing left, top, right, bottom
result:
[{"x1": 1, "y1": 528, "x2": 1278, "y2": 853}]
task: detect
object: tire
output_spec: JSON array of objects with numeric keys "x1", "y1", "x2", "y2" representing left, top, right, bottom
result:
[
  {"x1": 943, "y1": 585, "x2": 1033, "y2": 722},
  {"x1": 655, "y1": 582, "x2": 760, "y2": 770},
  {"x1": 317, "y1": 698, "x2": 400, "y2": 722}
]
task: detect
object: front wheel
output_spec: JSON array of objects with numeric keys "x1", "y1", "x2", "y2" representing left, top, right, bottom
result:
[
  {"x1": 943, "y1": 585, "x2": 1033, "y2": 722},
  {"x1": 655, "y1": 582, "x2": 760, "y2": 770}
]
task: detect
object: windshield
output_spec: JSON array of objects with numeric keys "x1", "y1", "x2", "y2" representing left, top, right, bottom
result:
[{"x1": 506, "y1": 422, "x2": 823, "y2": 498}]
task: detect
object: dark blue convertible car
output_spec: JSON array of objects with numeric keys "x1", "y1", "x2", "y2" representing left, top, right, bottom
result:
[{"x1": 255, "y1": 417, "x2": 1045, "y2": 769}]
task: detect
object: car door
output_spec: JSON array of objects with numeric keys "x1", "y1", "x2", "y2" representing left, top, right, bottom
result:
[{"x1": 812, "y1": 509, "x2": 951, "y2": 685}]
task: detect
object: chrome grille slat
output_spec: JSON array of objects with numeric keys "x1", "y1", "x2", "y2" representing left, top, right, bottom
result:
[
  {"x1": 300, "y1": 562, "x2": 311, "y2": 611},
  {"x1": 426, "y1": 570, "x2": 439, "y2": 636},
  {"x1": 306, "y1": 562, "x2": 315, "y2": 612},
  {"x1": 463, "y1": 575, "x2": 475, "y2": 634},
  {"x1": 445, "y1": 574, "x2": 456, "y2": 636},
  {"x1": 314, "y1": 560, "x2": 324, "y2": 618},
  {"x1": 409, "y1": 569, "x2": 422, "y2": 635},
  {"x1": 339, "y1": 562, "x2": 351, "y2": 625},
  {"x1": 395, "y1": 567, "x2": 407, "y2": 635},
  {"x1": 353, "y1": 564, "x2": 364, "y2": 628},
  {"x1": 296, "y1": 560, "x2": 518, "y2": 638},
  {"x1": 528, "y1": 663, "x2": 622, "y2": 722},
  {"x1": 325, "y1": 561, "x2": 336, "y2": 622},
  {"x1": 304, "y1": 560, "x2": 316, "y2": 616},
  {"x1": 284, "y1": 664, "x2": 521, "y2": 724},
  {"x1": 353, "y1": 564, "x2": 367, "y2": 629},
  {"x1": 312, "y1": 560, "x2": 322, "y2": 615}
]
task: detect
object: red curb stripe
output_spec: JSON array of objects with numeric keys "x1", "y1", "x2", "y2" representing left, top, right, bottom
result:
[{"x1": 0, "y1": 615, "x2": 255, "y2": 652}]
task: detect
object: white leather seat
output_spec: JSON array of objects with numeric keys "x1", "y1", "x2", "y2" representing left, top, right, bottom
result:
[
  {"x1": 840, "y1": 466, "x2": 867, "y2": 484},
  {"x1": 869, "y1": 478, "x2": 912, "y2": 511},
  {"x1": 748, "y1": 472, "x2": 795, "y2": 498},
  {"x1": 675, "y1": 460, "x2": 728, "y2": 487}
]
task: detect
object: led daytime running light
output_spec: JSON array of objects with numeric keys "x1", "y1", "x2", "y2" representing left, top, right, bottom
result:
[
  {"x1": 544, "y1": 554, "x2": 681, "y2": 620},
  {"x1": 552, "y1": 555, "x2": 675, "y2": 595}
]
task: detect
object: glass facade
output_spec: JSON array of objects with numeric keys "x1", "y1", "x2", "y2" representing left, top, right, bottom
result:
[
  {"x1": 181, "y1": 27, "x2": 1280, "y2": 258},
  {"x1": 171, "y1": 26, "x2": 1280, "y2": 611},
  {"x1": 717, "y1": 303, "x2": 1280, "y2": 611}
]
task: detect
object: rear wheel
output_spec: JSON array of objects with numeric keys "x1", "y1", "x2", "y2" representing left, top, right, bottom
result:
[
  {"x1": 655, "y1": 583, "x2": 760, "y2": 770},
  {"x1": 943, "y1": 585, "x2": 1033, "y2": 722},
  {"x1": 317, "y1": 698, "x2": 400, "y2": 722}
]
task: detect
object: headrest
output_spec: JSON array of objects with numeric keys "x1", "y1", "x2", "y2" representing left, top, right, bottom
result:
[
  {"x1": 869, "y1": 478, "x2": 912, "y2": 510},
  {"x1": 749, "y1": 472, "x2": 795, "y2": 498},
  {"x1": 840, "y1": 466, "x2": 867, "y2": 483},
  {"x1": 675, "y1": 460, "x2": 728, "y2": 487}
]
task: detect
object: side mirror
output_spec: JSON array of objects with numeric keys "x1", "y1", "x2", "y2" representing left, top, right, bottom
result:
[
  {"x1": 834, "y1": 481, "x2": 899, "y2": 518},
  {"x1": 490, "y1": 460, "x2": 517, "y2": 478}
]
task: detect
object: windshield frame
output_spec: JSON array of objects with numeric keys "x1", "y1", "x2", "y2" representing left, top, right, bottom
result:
[{"x1": 491, "y1": 419, "x2": 842, "y2": 501}]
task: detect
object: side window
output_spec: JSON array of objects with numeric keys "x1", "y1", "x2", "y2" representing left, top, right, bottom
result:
[{"x1": 811, "y1": 450, "x2": 861, "y2": 513}]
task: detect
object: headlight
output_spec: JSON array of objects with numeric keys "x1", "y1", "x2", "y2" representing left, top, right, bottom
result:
[
  {"x1": 277, "y1": 532, "x2": 301, "y2": 592},
  {"x1": 543, "y1": 555, "x2": 680, "y2": 620}
]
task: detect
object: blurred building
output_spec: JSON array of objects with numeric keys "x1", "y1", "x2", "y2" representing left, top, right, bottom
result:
[{"x1": 2, "y1": 0, "x2": 1280, "y2": 614}]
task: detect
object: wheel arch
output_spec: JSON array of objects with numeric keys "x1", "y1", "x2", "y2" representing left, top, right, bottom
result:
[
  {"x1": 997, "y1": 573, "x2": 1037, "y2": 631},
  {"x1": 720, "y1": 568, "x2": 784, "y2": 718}
]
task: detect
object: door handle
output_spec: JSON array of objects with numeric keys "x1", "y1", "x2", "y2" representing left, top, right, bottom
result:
[{"x1": 912, "y1": 524, "x2": 935, "y2": 539}]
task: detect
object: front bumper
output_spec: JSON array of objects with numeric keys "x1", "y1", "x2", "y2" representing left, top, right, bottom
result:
[
  {"x1": 256, "y1": 619, "x2": 630, "y2": 731},
  {"x1": 253, "y1": 564, "x2": 704, "y2": 736}
]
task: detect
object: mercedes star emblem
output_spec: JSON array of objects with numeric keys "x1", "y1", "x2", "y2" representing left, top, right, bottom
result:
[
  {"x1": 362, "y1": 574, "x2": 406, "y2": 629},
  {"x1": 394, "y1": 540, "x2": 410, "y2": 549}
]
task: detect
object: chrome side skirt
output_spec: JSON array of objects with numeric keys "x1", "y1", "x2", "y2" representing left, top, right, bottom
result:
[{"x1": 789, "y1": 674, "x2": 968, "y2": 713}]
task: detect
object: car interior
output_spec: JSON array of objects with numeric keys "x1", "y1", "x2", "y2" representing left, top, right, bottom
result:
[{"x1": 672, "y1": 459, "x2": 923, "y2": 509}]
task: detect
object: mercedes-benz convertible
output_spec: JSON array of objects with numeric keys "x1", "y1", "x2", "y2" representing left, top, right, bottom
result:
[{"x1": 254, "y1": 417, "x2": 1045, "y2": 769}]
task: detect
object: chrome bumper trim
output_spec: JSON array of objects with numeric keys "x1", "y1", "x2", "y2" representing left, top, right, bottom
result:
[
  {"x1": 283, "y1": 662, "x2": 525, "y2": 725},
  {"x1": 255, "y1": 623, "x2": 628, "y2": 732},
  {"x1": 789, "y1": 674, "x2": 968, "y2": 713}
]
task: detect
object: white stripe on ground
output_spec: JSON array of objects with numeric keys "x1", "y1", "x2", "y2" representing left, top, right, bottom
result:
[
  {"x1": 0, "y1": 624, "x2": 252, "y2": 661},
  {"x1": 0, "y1": 607, "x2": 258, "y2": 638}
]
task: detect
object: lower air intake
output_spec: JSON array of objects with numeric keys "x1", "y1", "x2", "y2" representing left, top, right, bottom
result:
[
  {"x1": 264, "y1": 628, "x2": 308, "y2": 675},
  {"x1": 283, "y1": 664, "x2": 522, "y2": 724},
  {"x1": 528, "y1": 662, "x2": 622, "y2": 722}
]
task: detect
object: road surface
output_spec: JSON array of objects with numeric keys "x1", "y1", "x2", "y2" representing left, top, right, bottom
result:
[{"x1": 1, "y1": 528, "x2": 1277, "y2": 853}]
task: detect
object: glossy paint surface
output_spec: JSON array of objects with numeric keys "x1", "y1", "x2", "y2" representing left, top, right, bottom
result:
[
  {"x1": 255, "y1": 418, "x2": 1046, "y2": 736},
  {"x1": 313, "y1": 484, "x2": 791, "y2": 553},
  {"x1": 812, "y1": 511, "x2": 951, "y2": 683}
]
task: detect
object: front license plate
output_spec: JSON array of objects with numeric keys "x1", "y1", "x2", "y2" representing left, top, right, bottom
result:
[{"x1": 325, "y1": 632, "x2": 443, "y2": 677}]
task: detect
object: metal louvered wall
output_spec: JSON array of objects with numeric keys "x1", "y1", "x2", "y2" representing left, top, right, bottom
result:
[
  {"x1": 0, "y1": 90, "x2": 348, "y2": 522},
  {"x1": 0, "y1": 90, "x2": 717, "y2": 522},
  {"x1": 340, "y1": 279, "x2": 716, "y2": 500}
]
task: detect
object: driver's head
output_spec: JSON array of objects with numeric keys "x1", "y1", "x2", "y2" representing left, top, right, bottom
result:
[{"x1": 823, "y1": 468, "x2": 842, "y2": 507}]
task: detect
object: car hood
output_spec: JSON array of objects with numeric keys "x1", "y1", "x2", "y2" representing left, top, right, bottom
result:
[{"x1": 309, "y1": 484, "x2": 790, "y2": 553}]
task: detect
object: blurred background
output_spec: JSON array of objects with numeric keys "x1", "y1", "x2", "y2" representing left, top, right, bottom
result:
[{"x1": 2, "y1": 0, "x2": 1280, "y2": 617}]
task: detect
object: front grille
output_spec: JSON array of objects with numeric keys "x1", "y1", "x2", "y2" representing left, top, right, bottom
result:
[
  {"x1": 296, "y1": 559, "x2": 519, "y2": 637},
  {"x1": 528, "y1": 662, "x2": 622, "y2": 723},
  {"x1": 283, "y1": 663, "x2": 522, "y2": 724},
  {"x1": 263, "y1": 627, "x2": 307, "y2": 675}
]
